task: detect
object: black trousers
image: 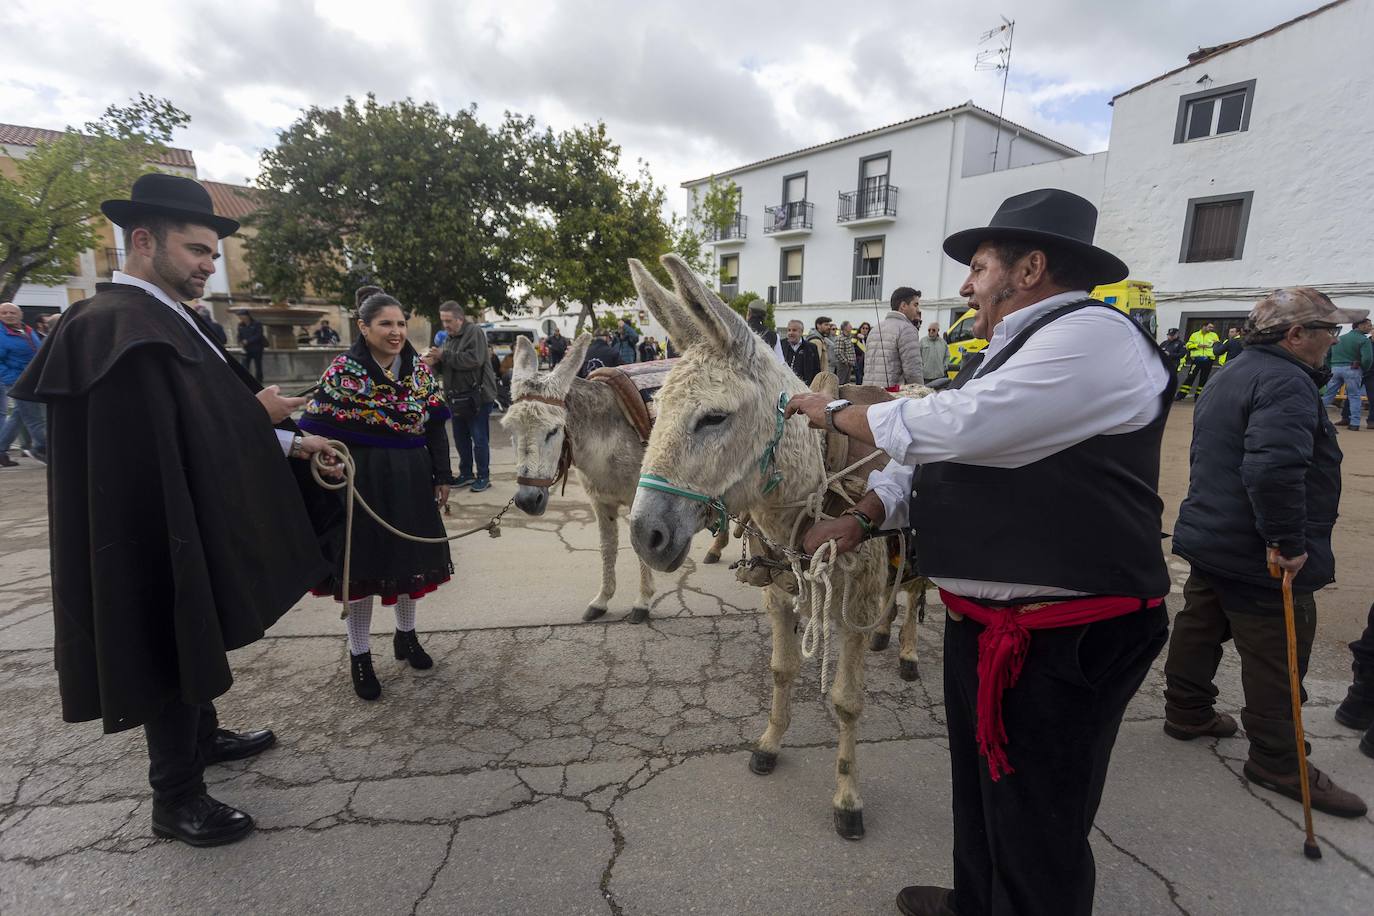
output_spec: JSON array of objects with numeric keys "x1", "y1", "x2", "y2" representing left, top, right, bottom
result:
[
  {"x1": 142, "y1": 700, "x2": 219, "y2": 805},
  {"x1": 240, "y1": 350, "x2": 264, "y2": 383},
  {"x1": 1163, "y1": 570, "x2": 1315, "y2": 773},
  {"x1": 1178, "y1": 357, "x2": 1213, "y2": 397},
  {"x1": 944, "y1": 604, "x2": 1168, "y2": 916}
]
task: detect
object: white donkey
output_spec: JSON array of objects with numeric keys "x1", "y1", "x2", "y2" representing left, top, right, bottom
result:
[
  {"x1": 502, "y1": 333, "x2": 729, "y2": 624},
  {"x1": 627, "y1": 254, "x2": 896, "y2": 840}
]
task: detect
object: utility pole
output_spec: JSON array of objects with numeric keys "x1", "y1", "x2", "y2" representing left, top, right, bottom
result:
[{"x1": 976, "y1": 16, "x2": 1015, "y2": 171}]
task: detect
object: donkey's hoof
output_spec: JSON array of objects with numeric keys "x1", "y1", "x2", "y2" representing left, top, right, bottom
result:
[
  {"x1": 583, "y1": 605, "x2": 608, "y2": 622},
  {"x1": 627, "y1": 606, "x2": 650, "y2": 624},
  {"x1": 899, "y1": 658, "x2": 920, "y2": 682},
  {"x1": 869, "y1": 631, "x2": 891, "y2": 652},
  {"x1": 749, "y1": 750, "x2": 778, "y2": 775},
  {"x1": 703, "y1": 550, "x2": 721, "y2": 565},
  {"x1": 833, "y1": 807, "x2": 865, "y2": 840}
]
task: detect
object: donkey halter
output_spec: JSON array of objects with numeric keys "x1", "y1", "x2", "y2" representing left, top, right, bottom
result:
[
  {"x1": 512, "y1": 393, "x2": 574, "y2": 494},
  {"x1": 637, "y1": 391, "x2": 789, "y2": 535}
]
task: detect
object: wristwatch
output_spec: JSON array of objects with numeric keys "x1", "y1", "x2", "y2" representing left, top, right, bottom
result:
[{"x1": 824, "y1": 399, "x2": 852, "y2": 432}]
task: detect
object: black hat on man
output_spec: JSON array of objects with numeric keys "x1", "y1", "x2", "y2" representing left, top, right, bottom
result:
[
  {"x1": 101, "y1": 173, "x2": 240, "y2": 238},
  {"x1": 942, "y1": 188, "x2": 1127, "y2": 286}
]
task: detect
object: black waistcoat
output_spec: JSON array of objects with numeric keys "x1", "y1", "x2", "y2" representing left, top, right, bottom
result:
[{"x1": 912, "y1": 299, "x2": 1177, "y2": 597}]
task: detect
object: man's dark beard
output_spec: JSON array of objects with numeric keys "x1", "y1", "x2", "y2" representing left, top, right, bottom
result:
[{"x1": 152, "y1": 247, "x2": 202, "y2": 301}]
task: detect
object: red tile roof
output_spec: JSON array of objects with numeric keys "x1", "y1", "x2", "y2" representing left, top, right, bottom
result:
[
  {"x1": 0, "y1": 122, "x2": 196, "y2": 168},
  {"x1": 202, "y1": 180, "x2": 263, "y2": 220}
]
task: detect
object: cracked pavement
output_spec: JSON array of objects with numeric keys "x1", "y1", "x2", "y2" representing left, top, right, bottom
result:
[{"x1": 2, "y1": 415, "x2": 1373, "y2": 915}]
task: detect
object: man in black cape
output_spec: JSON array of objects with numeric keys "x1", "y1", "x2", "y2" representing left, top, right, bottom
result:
[{"x1": 10, "y1": 173, "x2": 343, "y2": 847}]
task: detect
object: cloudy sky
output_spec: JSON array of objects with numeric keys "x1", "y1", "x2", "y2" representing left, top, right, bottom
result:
[{"x1": 2, "y1": 0, "x2": 1319, "y2": 211}]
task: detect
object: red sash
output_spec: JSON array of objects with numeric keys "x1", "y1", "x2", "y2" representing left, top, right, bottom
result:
[{"x1": 940, "y1": 589, "x2": 1164, "y2": 781}]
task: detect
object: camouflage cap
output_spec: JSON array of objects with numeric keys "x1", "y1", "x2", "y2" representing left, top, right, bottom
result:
[
  {"x1": 746, "y1": 298, "x2": 767, "y2": 314},
  {"x1": 1248, "y1": 287, "x2": 1369, "y2": 332}
]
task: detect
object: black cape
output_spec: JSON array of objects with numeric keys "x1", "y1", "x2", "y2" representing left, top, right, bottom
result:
[{"x1": 10, "y1": 283, "x2": 337, "y2": 732}]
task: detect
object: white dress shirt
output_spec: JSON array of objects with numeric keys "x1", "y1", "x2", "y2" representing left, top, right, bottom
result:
[
  {"x1": 864, "y1": 290, "x2": 1170, "y2": 600},
  {"x1": 111, "y1": 271, "x2": 295, "y2": 455}
]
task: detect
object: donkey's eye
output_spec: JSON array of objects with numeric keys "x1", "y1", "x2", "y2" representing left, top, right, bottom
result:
[
  {"x1": 544, "y1": 427, "x2": 561, "y2": 442},
  {"x1": 694, "y1": 413, "x2": 728, "y2": 432}
]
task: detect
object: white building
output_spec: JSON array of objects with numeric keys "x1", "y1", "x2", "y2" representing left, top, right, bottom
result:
[
  {"x1": 1095, "y1": 0, "x2": 1373, "y2": 337},
  {"x1": 687, "y1": 0, "x2": 1372, "y2": 341},
  {"x1": 683, "y1": 102, "x2": 1106, "y2": 333}
]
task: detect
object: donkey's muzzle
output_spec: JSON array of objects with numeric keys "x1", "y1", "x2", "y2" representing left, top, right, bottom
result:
[
  {"x1": 514, "y1": 485, "x2": 549, "y2": 516},
  {"x1": 629, "y1": 491, "x2": 695, "y2": 572}
]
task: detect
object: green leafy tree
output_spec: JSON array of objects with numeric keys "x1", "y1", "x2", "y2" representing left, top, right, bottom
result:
[
  {"x1": 521, "y1": 122, "x2": 671, "y2": 333},
  {"x1": 726, "y1": 290, "x2": 773, "y2": 329},
  {"x1": 0, "y1": 95, "x2": 188, "y2": 301},
  {"x1": 246, "y1": 95, "x2": 535, "y2": 319},
  {"x1": 667, "y1": 175, "x2": 740, "y2": 291}
]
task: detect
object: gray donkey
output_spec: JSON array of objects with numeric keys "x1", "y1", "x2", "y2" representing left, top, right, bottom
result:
[{"x1": 501, "y1": 333, "x2": 729, "y2": 623}]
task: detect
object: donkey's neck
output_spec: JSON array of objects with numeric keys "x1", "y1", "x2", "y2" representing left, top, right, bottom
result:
[
  {"x1": 565, "y1": 375, "x2": 637, "y2": 459},
  {"x1": 746, "y1": 422, "x2": 828, "y2": 549}
]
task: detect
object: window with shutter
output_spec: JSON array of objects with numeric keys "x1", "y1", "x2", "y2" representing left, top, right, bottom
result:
[{"x1": 1180, "y1": 193, "x2": 1254, "y2": 262}]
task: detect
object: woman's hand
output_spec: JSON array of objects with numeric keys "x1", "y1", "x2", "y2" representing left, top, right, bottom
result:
[{"x1": 434, "y1": 484, "x2": 450, "y2": 506}]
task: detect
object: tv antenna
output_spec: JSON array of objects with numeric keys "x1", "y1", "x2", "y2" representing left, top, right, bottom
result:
[{"x1": 976, "y1": 16, "x2": 1015, "y2": 171}]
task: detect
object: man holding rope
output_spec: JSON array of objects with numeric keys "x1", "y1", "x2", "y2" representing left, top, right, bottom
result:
[
  {"x1": 10, "y1": 174, "x2": 342, "y2": 848},
  {"x1": 786, "y1": 189, "x2": 1174, "y2": 916}
]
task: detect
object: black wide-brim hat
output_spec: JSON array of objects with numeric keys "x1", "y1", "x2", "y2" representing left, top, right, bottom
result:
[
  {"x1": 942, "y1": 188, "x2": 1128, "y2": 286},
  {"x1": 101, "y1": 173, "x2": 240, "y2": 238}
]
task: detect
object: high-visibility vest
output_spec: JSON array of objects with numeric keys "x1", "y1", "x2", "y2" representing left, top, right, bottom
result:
[{"x1": 1187, "y1": 330, "x2": 1219, "y2": 359}]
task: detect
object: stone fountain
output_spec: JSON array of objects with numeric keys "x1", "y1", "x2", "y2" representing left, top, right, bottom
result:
[{"x1": 230, "y1": 303, "x2": 328, "y2": 350}]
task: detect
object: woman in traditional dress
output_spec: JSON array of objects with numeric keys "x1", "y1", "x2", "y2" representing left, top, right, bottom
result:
[{"x1": 300, "y1": 288, "x2": 453, "y2": 700}]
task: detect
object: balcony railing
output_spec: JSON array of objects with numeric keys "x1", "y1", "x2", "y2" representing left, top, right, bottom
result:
[
  {"x1": 853, "y1": 275, "x2": 882, "y2": 301},
  {"x1": 837, "y1": 184, "x2": 899, "y2": 222},
  {"x1": 764, "y1": 201, "x2": 814, "y2": 234},
  {"x1": 779, "y1": 279, "x2": 803, "y2": 303},
  {"x1": 101, "y1": 247, "x2": 126, "y2": 276},
  {"x1": 719, "y1": 282, "x2": 740, "y2": 301},
  {"x1": 707, "y1": 214, "x2": 747, "y2": 242}
]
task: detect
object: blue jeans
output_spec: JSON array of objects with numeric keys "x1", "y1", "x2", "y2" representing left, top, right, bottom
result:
[
  {"x1": 0, "y1": 382, "x2": 46, "y2": 455},
  {"x1": 1325, "y1": 365, "x2": 1366, "y2": 429},
  {"x1": 452, "y1": 402, "x2": 493, "y2": 480}
]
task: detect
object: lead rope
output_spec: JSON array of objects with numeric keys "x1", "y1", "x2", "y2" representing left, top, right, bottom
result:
[{"x1": 308, "y1": 440, "x2": 513, "y2": 619}]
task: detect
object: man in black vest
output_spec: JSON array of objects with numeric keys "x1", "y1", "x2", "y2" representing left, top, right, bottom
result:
[
  {"x1": 786, "y1": 189, "x2": 1174, "y2": 916},
  {"x1": 11, "y1": 174, "x2": 342, "y2": 848}
]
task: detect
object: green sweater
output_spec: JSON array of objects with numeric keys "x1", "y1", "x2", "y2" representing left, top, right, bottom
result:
[{"x1": 1330, "y1": 330, "x2": 1373, "y2": 369}]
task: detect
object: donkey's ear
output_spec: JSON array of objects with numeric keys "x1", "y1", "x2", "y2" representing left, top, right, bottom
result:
[
  {"x1": 660, "y1": 254, "x2": 754, "y2": 358},
  {"x1": 628, "y1": 258, "x2": 699, "y2": 350},
  {"x1": 549, "y1": 332, "x2": 592, "y2": 392},
  {"x1": 512, "y1": 335, "x2": 539, "y2": 389}
]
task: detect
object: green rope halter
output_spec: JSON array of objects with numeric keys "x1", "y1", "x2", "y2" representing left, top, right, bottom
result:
[{"x1": 636, "y1": 391, "x2": 790, "y2": 535}]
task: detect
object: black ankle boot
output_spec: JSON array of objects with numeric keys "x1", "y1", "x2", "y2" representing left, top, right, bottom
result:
[
  {"x1": 393, "y1": 629, "x2": 433, "y2": 670},
  {"x1": 350, "y1": 651, "x2": 381, "y2": 700},
  {"x1": 1336, "y1": 664, "x2": 1374, "y2": 730}
]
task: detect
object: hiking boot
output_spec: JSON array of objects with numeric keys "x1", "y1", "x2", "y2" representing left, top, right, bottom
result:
[
  {"x1": 1164, "y1": 712, "x2": 1238, "y2": 741},
  {"x1": 1243, "y1": 760, "x2": 1368, "y2": 818}
]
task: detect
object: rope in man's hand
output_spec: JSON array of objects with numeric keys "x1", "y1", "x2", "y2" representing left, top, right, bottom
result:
[{"x1": 308, "y1": 440, "x2": 512, "y2": 618}]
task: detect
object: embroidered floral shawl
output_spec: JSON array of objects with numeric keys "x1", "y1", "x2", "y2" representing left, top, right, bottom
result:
[{"x1": 299, "y1": 338, "x2": 450, "y2": 448}]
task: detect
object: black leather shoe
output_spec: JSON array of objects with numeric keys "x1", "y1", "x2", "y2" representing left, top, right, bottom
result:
[
  {"x1": 152, "y1": 793, "x2": 254, "y2": 847},
  {"x1": 201, "y1": 728, "x2": 276, "y2": 765},
  {"x1": 896, "y1": 885, "x2": 957, "y2": 916},
  {"x1": 394, "y1": 629, "x2": 433, "y2": 670},
  {"x1": 351, "y1": 651, "x2": 381, "y2": 700}
]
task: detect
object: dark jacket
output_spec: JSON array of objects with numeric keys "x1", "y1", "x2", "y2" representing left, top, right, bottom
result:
[
  {"x1": 236, "y1": 317, "x2": 266, "y2": 354},
  {"x1": 546, "y1": 333, "x2": 569, "y2": 363},
  {"x1": 1172, "y1": 344, "x2": 1342, "y2": 594},
  {"x1": 433, "y1": 321, "x2": 499, "y2": 406},
  {"x1": 582, "y1": 338, "x2": 622, "y2": 376},
  {"x1": 618, "y1": 322, "x2": 640, "y2": 363},
  {"x1": 1161, "y1": 337, "x2": 1188, "y2": 366},
  {"x1": 1212, "y1": 336, "x2": 1244, "y2": 363},
  {"x1": 780, "y1": 337, "x2": 822, "y2": 384},
  {"x1": 10, "y1": 284, "x2": 335, "y2": 731}
]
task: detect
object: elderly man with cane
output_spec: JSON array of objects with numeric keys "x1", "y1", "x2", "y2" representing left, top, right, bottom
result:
[
  {"x1": 787, "y1": 189, "x2": 1175, "y2": 916},
  {"x1": 1162, "y1": 288, "x2": 1367, "y2": 821}
]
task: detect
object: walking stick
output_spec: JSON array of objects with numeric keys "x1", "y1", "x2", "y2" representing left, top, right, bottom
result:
[{"x1": 1269, "y1": 561, "x2": 1322, "y2": 860}]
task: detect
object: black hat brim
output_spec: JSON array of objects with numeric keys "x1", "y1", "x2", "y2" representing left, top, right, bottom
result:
[
  {"x1": 101, "y1": 199, "x2": 240, "y2": 239},
  {"x1": 943, "y1": 226, "x2": 1128, "y2": 286}
]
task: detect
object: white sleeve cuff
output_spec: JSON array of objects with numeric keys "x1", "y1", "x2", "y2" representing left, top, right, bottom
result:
[
  {"x1": 277, "y1": 429, "x2": 296, "y2": 456},
  {"x1": 867, "y1": 398, "x2": 914, "y2": 462},
  {"x1": 866, "y1": 459, "x2": 912, "y2": 530}
]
